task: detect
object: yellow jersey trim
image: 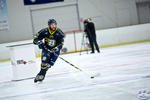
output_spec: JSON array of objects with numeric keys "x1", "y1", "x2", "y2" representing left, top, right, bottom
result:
[{"x1": 48, "y1": 27, "x2": 58, "y2": 36}]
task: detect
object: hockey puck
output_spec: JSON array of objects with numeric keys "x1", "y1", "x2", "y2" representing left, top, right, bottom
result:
[{"x1": 91, "y1": 76, "x2": 94, "y2": 79}]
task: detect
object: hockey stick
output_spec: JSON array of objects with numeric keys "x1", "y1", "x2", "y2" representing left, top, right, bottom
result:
[
  {"x1": 58, "y1": 56, "x2": 82, "y2": 71},
  {"x1": 48, "y1": 49, "x2": 100, "y2": 79}
]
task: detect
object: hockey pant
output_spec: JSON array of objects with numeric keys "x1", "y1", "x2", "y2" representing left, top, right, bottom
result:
[{"x1": 38, "y1": 48, "x2": 61, "y2": 76}]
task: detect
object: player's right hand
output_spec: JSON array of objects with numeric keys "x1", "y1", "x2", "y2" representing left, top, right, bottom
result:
[
  {"x1": 38, "y1": 43, "x2": 44, "y2": 49},
  {"x1": 36, "y1": 41, "x2": 47, "y2": 50},
  {"x1": 38, "y1": 43, "x2": 48, "y2": 51}
]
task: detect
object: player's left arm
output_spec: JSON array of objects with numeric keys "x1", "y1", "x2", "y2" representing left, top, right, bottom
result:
[
  {"x1": 52, "y1": 28, "x2": 64, "y2": 52},
  {"x1": 57, "y1": 28, "x2": 65, "y2": 48}
]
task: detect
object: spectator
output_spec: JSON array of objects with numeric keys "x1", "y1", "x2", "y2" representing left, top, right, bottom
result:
[{"x1": 84, "y1": 18, "x2": 100, "y2": 53}]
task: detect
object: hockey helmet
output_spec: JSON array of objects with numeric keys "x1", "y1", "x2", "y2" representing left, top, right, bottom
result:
[{"x1": 48, "y1": 19, "x2": 57, "y2": 26}]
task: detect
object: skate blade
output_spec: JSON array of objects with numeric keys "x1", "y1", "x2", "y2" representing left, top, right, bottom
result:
[{"x1": 34, "y1": 80, "x2": 43, "y2": 84}]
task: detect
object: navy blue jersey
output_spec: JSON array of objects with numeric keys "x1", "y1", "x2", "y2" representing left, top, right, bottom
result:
[{"x1": 33, "y1": 27, "x2": 64, "y2": 50}]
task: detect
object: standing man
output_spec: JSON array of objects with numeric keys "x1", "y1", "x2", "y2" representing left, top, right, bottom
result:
[
  {"x1": 84, "y1": 18, "x2": 100, "y2": 53},
  {"x1": 33, "y1": 19, "x2": 64, "y2": 83}
]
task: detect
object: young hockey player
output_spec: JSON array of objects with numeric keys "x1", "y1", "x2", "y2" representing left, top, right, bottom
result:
[{"x1": 33, "y1": 19, "x2": 64, "y2": 83}]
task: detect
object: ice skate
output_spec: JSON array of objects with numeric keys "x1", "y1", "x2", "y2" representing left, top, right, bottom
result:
[{"x1": 34, "y1": 74, "x2": 45, "y2": 83}]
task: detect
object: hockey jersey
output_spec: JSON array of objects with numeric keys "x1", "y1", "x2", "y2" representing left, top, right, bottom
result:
[{"x1": 33, "y1": 27, "x2": 64, "y2": 50}]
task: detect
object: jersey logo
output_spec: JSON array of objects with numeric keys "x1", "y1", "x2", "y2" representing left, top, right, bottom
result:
[{"x1": 48, "y1": 39, "x2": 56, "y2": 47}]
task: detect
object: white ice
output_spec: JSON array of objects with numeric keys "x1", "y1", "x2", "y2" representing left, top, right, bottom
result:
[{"x1": 0, "y1": 42, "x2": 150, "y2": 100}]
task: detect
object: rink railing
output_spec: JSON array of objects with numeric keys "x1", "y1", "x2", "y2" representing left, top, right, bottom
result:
[{"x1": 1, "y1": 23, "x2": 150, "y2": 62}]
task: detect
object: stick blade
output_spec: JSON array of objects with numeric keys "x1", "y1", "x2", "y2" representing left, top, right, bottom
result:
[{"x1": 90, "y1": 72, "x2": 100, "y2": 79}]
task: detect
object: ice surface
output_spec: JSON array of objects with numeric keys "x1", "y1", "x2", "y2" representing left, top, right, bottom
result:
[{"x1": 0, "y1": 42, "x2": 150, "y2": 100}]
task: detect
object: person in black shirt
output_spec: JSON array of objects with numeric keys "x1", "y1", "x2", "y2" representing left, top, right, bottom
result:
[{"x1": 84, "y1": 18, "x2": 100, "y2": 53}]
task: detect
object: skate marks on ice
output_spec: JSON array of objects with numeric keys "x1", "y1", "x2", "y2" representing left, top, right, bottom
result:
[
  {"x1": 0, "y1": 42, "x2": 150, "y2": 100},
  {"x1": 0, "y1": 72, "x2": 150, "y2": 100}
]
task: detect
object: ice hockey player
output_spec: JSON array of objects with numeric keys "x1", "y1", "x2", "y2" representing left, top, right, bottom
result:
[{"x1": 33, "y1": 19, "x2": 64, "y2": 83}]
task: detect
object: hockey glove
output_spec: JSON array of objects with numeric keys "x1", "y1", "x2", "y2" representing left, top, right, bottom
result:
[
  {"x1": 51, "y1": 47, "x2": 59, "y2": 52},
  {"x1": 37, "y1": 41, "x2": 47, "y2": 50}
]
